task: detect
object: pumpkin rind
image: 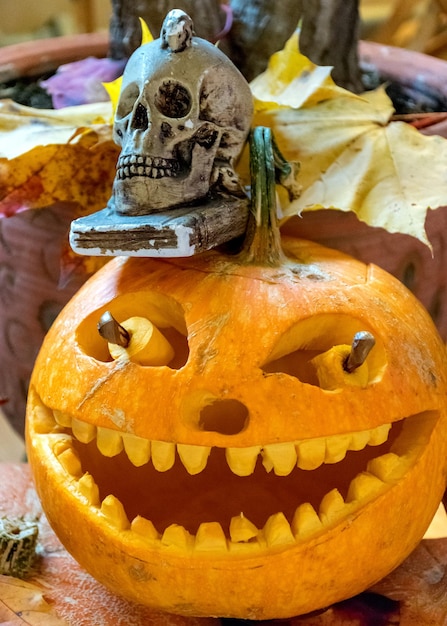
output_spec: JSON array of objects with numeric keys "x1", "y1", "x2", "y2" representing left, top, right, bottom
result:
[{"x1": 26, "y1": 237, "x2": 447, "y2": 619}]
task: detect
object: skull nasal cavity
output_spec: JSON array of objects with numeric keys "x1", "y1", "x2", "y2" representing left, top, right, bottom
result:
[
  {"x1": 131, "y1": 103, "x2": 149, "y2": 130},
  {"x1": 199, "y1": 399, "x2": 249, "y2": 435}
]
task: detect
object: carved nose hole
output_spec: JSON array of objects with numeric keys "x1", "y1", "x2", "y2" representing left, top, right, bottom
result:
[
  {"x1": 199, "y1": 399, "x2": 249, "y2": 435},
  {"x1": 131, "y1": 103, "x2": 149, "y2": 130}
]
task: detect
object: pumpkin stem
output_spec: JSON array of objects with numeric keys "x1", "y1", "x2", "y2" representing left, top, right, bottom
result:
[{"x1": 239, "y1": 127, "x2": 287, "y2": 266}]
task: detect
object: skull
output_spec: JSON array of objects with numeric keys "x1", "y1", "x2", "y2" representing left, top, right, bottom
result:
[{"x1": 112, "y1": 10, "x2": 253, "y2": 216}]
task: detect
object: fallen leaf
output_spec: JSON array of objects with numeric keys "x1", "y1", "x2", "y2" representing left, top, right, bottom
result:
[
  {"x1": 249, "y1": 33, "x2": 447, "y2": 247},
  {"x1": 0, "y1": 575, "x2": 67, "y2": 625},
  {"x1": 250, "y1": 30, "x2": 356, "y2": 110},
  {"x1": 0, "y1": 103, "x2": 118, "y2": 219}
]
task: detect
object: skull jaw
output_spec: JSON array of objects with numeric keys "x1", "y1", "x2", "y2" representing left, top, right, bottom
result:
[
  {"x1": 113, "y1": 177, "x2": 214, "y2": 215},
  {"x1": 113, "y1": 143, "x2": 221, "y2": 215}
]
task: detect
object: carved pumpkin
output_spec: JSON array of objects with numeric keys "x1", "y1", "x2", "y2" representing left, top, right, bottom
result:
[{"x1": 25, "y1": 130, "x2": 447, "y2": 619}]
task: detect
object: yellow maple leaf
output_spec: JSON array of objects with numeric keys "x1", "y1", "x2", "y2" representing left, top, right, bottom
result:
[
  {"x1": 250, "y1": 30, "x2": 358, "y2": 111},
  {"x1": 248, "y1": 32, "x2": 447, "y2": 247}
]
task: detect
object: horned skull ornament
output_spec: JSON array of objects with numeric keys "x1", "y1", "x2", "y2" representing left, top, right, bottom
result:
[{"x1": 112, "y1": 9, "x2": 253, "y2": 216}]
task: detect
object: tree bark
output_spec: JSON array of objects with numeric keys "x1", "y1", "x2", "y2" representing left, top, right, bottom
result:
[
  {"x1": 218, "y1": 0, "x2": 302, "y2": 82},
  {"x1": 297, "y1": 0, "x2": 363, "y2": 92},
  {"x1": 109, "y1": 0, "x2": 226, "y2": 59},
  {"x1": 109, "y1": 0, "x2": 364, "y2": 92}
]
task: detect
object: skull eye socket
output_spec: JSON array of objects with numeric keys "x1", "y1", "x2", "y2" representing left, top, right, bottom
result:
[
  {"x1": 155, "y1": 81, "x2": 192, "y2": 118},
  {"x1": 116, "y1": 82, "x2": 140, "y2": 120}
]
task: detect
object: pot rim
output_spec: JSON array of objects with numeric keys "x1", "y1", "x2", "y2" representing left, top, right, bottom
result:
[{"x1": 0, "y1": 32, "x2": 109, "y2": 82}]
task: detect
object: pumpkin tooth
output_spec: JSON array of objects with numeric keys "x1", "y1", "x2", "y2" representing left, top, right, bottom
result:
[
  {"x1": 51, "y1": 434, "x2": 74, "y2": 457},
  {"x1": 101, "y1": 495, "x2": 130, "y2": 530},
  {"x1": 78, "y1": 472, "x2": 100, "y2": 506},
  {"x1": 324, "y1": 433, "x2": 351, "y2": 463},
  {"x1": 225, "y1": 446, "x2": 261, "y2": 476},
  {"x1": 53, "y1": 410, "x2": 72, "y2": 428},
  {"x1": 131, "y1": 516, "x2": 160, "y2": 542},
  {"x1": 96, "y1": 427, "x2": 123, "y2": 457},
  {"x1": 177, "y1": 443, "x2": 211, "y2": 475},
  {"x1": 122, "y1": 433, "x2": 151, "y2": 467},
  {"x1": 263, "y1": 512, "x2": 295, "y2": 547},
  {"x1": 296, "y1": 437, "x2": 326, "y2": 470},
  {"x1": 229, "y1": 513, "x2": 259, "y2": 543},
  {"x1": 369, "y1": 423, "x2": 391, "y2": 445},
  {"x1": 261, "y1": 442, "x2": 297, "y2": 475},
  {"x1": 292, "y1": 502, "x2": 323, "y2": 539},
  {"x1": 367, "y1": 452, "x2": 402, "y2": 482},
  {"x1": 346, "y1": 471, "x2": 385, "y2": 503},
  {"x1": 72, "y1": 417, "x2": 96, "y2": 444},
  {"x1": 151, "y1": 440, "x2": 176, "y2": 472},
  {"x1": 56, "y1": 447, "x2": 83, "y2": 478},
  {"x1": 33, "y1": 405, "x2": 58, "y2": 433},
  {"x1": 348, "y1": 429, "x2": 371, "y2": 451},
  {"x1": 195, "y1": 522, "x2": 228, "y2": 552},
  {"x1": 162, "y1": 524, "x2": 194, "y2": 551},
  {"x1": 319, "y1": 488, "x2": 346, "y2": 525}
]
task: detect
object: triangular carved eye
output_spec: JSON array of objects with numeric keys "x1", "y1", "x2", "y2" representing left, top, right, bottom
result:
[{"x1": 261, "y1": 314, "x2": 387, "y2": 388}]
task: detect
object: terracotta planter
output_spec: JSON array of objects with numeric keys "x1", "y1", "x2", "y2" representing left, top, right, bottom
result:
[
  {"x1": 1, "y1": 35, "x2": 447, "y2": 435},
  {"x1": 0, "y1": 34, "x2": 110, "y2": 434}
]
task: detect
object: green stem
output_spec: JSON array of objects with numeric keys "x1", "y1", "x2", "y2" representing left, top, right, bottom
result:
[{"x1": 240, "y1": 127, "x2": 285, "y2": 266}]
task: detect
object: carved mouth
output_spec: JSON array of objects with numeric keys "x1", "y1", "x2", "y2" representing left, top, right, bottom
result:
[
  {"x1": 30, "y1": 397, "x2": 436, "y2": 553},
  {"x1": 116, "y1": 154, "x2": 180, "y2": 180}
]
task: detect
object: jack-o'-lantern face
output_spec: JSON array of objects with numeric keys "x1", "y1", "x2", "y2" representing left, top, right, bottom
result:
[{"x1": 26, "y1": 238, "x2": 447, "y2": 620}]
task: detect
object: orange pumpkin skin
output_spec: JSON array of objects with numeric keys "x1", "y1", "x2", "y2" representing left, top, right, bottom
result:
[{"x1": 26, "y1": 237, "x2": 447, "y2": 619}]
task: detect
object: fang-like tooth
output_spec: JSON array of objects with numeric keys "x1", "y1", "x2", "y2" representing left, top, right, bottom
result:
[
  {"x1": 101, "y1": 495, "x2": 130, "y2": 530},
  {"x1": 151, "y1": 440, "x2": 175, "y2": 472},
  {"x1": 97, "y1": 427, "x2": 123, "y2": 457},
  {"x1": 123, "y1": 433, "x2": 151, "y2": 467},
  {"x1": 72, "y1": 418, "x2": 96, "y2": 444},
  {"x1": 367, "y1": 453, "x2": 402, "y2": 482},
  {"x1": 369, "y1": 423, "x2": 391, "y2": 446},
  {"x1": 195, "y1": 522, "x2": 228, "y2": 552},
  {"x1": 347, "y1": 471, "x2": 385, "y2": 503},
  {"x1": 177, "y1": 444, "x2": 210, "y2": 475},
  {"x1": 131, "y1": 516, "x2": 160, "y2": 542},
  {"x1": 57, "y1": 447, "x2": 82, "y2": 477},
  {"x1": 325, "y1": 433, "x2": 351, "y2": 463},
  {"x1": 162, "y1": 524, "x2": 194, "y2": 550},
  {"x1": 262, "y1": 442, "x2": 297, "y2": 476},
  {"x1": 349, "y1": 430, "x2": 371, "y2": 451},
  {"x1": 225, "y1": 446, "x2": 260, "y2": 476},
  {"x1": 229, "y1": 513, "x2": 259, "y2": 543},
  {"x1": 263, "y1": 512, "x2": 295, "y2": 547},
  {"x1": 292, "y1": 503, "x2": 323, "y2": 539},
  {"x1": 319, "y1": 489, "x2": 345, "y2": 525},
  {"x1": 53, "y1": 410, "x2": 72, "y2": 427},
  {"x1": 296, "y1": 438, "x2": 326, "y2": 470},
  {"x1": 78, "y1": 472, "x2": 100, "y2": 506}
]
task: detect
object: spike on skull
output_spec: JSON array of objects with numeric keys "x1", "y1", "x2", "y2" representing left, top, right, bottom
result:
[{"x1": 112, "y1": 10, "x2": 254, "y2": 216}]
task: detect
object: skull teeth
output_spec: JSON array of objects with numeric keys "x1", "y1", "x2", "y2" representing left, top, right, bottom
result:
[
  {"x1": 36, "y1": 406, "x2": 434, "y2": 554},
  {"x1": 117, "y1": 154, "x2": 179, "y2": 180}
]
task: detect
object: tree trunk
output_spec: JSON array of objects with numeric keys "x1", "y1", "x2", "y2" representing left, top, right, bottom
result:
[
  {"x1": 109, "y1": 0, "x2": 363, "y2": 92},
  {"x1": 109, "y1": 0, "x2": 225, "y2": 59},
  {"x1": 297, "y1": 0, "x2": 363, "y2": 92}
]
